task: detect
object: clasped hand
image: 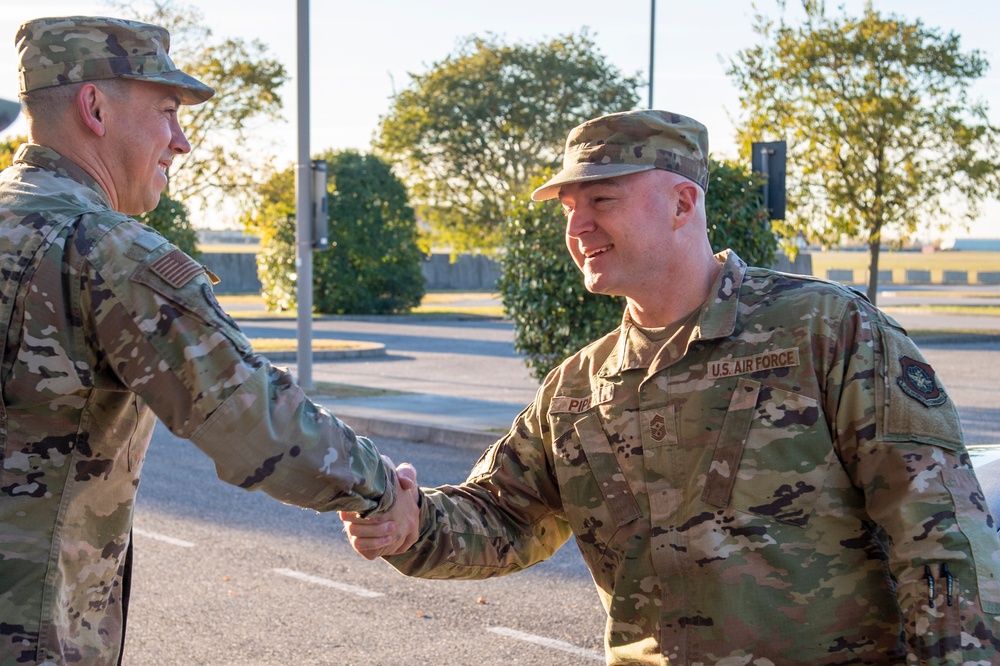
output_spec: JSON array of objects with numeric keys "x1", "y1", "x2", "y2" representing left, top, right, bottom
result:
[{"x1": 339, "y1": 456, "x2": 421, "y2": 560}]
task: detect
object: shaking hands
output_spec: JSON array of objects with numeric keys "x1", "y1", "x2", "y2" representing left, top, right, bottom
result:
[{"x1": 340, "y1": 457, "x2": 421, "y2": 560}]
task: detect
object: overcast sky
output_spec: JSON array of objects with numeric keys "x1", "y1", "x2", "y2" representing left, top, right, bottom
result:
[{"x1": 2, "y1": 1, "x2": 998, "y2": 237}]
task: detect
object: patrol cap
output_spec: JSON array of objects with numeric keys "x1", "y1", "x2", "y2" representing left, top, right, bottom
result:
[
  {"x1": 531, "y1": 110, "x2": 710, "y2": 201},
  {"x1": 16, "y1": 16, "x2": 214, "y2": 105},
  {"x1": 0, "y1": 98, "x2": 19, "y2": 132}
]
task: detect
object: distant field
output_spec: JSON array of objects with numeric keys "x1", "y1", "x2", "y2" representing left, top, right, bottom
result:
[{"x1": 810, "y1": 250, "x2": 1000, "y2": 285}]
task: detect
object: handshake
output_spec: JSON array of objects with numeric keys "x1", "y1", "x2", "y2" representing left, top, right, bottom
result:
[{"x1": 339, "y1": 456, "x2": 421, "y2": 560}]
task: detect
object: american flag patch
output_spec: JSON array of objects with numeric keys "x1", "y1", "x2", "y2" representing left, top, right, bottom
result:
[{"x1": 149, "y1": 249, "x2": 205, "y2": 288}]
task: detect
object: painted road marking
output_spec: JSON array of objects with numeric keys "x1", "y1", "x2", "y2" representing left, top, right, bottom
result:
[
  {"x1": 272, "y1": 568, "x2": 384, "y2": 598},
  {"x1": 132, "y1": 527, "x2": 195, "y2": 548},
  {"x1": 487, "y1": 626, "x2": 603, "y2": 661}
]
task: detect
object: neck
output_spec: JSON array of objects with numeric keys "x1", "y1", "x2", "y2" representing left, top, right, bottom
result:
[
  {"x1": 33, "y1": 132, "x2": 119, "y2": 211},
  {"x1": 626, "y1": 249, "x2": 721, "y2": 328}
]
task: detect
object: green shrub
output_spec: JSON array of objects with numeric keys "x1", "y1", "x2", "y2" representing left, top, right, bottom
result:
[
  {"x1": 705, "y1": 158, "x2": 775, "y2": 270},
  {"x1": 499, "y1": 158, "x2": 777, "y2": 380},
  {"x1": 138, "y1": 193, "x2": 201, "y2": 260},
  {"x1": 250, "y1": 150, "x2": 425, "y2": 314}
]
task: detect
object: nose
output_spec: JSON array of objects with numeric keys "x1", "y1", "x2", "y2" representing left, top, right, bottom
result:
[
  {"x1": 565, "y1": 206, "x2": 596, "y2": 239},
  {"x1": 169, "y1": 117, "x2": 191, "y2": 155}
]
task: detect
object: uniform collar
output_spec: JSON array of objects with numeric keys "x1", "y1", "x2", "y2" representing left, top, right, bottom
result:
[
  {"x1": 598, "y1": 250, "x2": 747, "y2": 378},
  {"x1": 14, "y1": 143, "x2": 113, "y2": 210}
]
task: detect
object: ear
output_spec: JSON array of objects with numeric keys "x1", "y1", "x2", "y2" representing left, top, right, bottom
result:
[
  {"x1": 75, "y1": 83, "x2": 107, "y2": 138},
  {"x1": 671, "y1": 181, "x2": 700, "y2": 230}
]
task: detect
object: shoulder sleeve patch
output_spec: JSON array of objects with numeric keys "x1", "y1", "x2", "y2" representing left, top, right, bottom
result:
[
  {"x1": 149, "y1": 248, "x2": 206, "y2": 289},
  {"x1": 897, "y1": 355, "x2": 948, "y2": 407}
]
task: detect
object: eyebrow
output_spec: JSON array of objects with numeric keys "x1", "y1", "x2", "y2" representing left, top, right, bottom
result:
[
  {"x1": 559, "y1": 178, "x2": 624, "y2": 199},
  {"x1": 579, "y1": 179, "x2": 623, "y2": 190}
]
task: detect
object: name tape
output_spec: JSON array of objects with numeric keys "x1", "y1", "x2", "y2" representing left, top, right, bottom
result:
[{"x1": 550, "y1": 383, "x2": 615, "y2": 414}]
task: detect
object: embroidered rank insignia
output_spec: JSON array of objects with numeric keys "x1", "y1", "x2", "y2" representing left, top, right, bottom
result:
[
  {"x1": 897, "y1": 355, "x2": 947, "y2": 407},
  {"x1": 149, "y1": 248, "x2": 205, "y2": 289},
  {"x1": 649, "y1": 413, "x2": 666, "y2": 442}
]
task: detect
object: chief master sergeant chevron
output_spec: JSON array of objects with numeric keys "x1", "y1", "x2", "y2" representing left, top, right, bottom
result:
[
  {"x1": 0, "y1": 16, "x2": 408, "y2": 665},
  {"x1": 342, "y1": 109, "x2": 1000, "y2": 664}
]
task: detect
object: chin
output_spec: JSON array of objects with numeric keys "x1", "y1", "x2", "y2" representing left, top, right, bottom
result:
[{"x1": 584, "y1": 279, "x2": 611, "y2": 295}]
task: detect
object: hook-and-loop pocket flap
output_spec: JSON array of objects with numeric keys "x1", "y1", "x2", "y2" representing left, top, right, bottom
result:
[
  {"x1": 944, "y1": 468, "x2": 1000, "y2": 614},
  {"x1": 573, "y1": 413, "x2": 643, "y2": 528},
  {"x1": 702, "y1": 377, "x2": 761, "y2": 508}
]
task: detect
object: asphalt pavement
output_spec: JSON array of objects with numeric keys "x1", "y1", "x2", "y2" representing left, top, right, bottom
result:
[{"x1": 217, "y1": 289, "x2": 1000, "y2": 452}]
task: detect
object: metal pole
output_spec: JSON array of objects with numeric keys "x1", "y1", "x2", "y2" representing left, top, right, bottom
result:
[
  {"x1": 760, "y1": 148, "x2": 771, "y2": 215},
  {"x1": 295, "y1": 0, "x2": 313, "y2": 390},
  {"x1": 649, "y1": 0, "x2": 656, "y2": 108}
]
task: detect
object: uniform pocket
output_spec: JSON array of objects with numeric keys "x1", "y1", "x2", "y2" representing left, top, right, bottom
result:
[
  {"x1": 550, "y1": 412, "x2": 641, "y2": 568},
  {"x1": 703, "y1": 379, "x2": 835, "y2": 527}
]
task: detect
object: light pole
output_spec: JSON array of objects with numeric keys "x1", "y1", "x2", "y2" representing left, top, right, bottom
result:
[
  {"x1": 295, "y1": 0, "x2": 314, "y2": 389},
  {"x1": 649, "y1": 0, "x2": 656, "y2": 108}
]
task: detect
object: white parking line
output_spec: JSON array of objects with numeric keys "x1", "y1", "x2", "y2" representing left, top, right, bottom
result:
[
  {"x1": 487, "y1": 626, "x2": 604, "y2": 661},
  {"x1": 272, "y1": 568, "x2": 384, "y2": 598},
  {"x1": 132, "y1": 527, "x2": 195, "y2": 548}
]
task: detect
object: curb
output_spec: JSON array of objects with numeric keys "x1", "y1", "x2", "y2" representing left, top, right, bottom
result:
[{"x1": 335, "y1": 412, "x2": 499, "y2": 452}]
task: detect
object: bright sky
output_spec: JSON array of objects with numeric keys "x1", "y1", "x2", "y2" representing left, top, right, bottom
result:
[{"x1": 1, "y1": 0, "x2": 999, "y2": 238}]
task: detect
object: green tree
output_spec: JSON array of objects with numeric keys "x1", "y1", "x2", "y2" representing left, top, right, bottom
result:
[
  {"x1": 500, "y1": 160, "x2": 775, "y2": 380},
  {"x1": 250, "y1": 167, "x2": 297, "y2": 312},
  {"x1": 137, "y1": 194, "x2": 201, "y2": 259},
  {"x1": 248, "y1": 151, "x2": 425, "y2": 315},
  {"x1": 111, "y1": 0, "x2": 287, "y2": 213},
  {"x1": 729, "y1": 0, "x2": 1000, "y2": 304},
  {"x1": 376, "y1": 31, "x2": 641, "y2": 253}
]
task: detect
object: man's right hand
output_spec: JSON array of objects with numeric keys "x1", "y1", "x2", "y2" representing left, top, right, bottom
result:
[{"x1": 339, "y1": 458, "x2": 421, "y2": 560}]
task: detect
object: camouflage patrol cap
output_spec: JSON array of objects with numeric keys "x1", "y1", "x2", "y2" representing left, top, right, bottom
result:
[
  {"x1": 531, "y1": 110, "x2": 710, "y2": 201},
  {"x1": 16, "y1": 16, "x2": 214, "y2": 105},
  {"x1": 0, "y1": 98, "x2": 19, "y2": 132}
]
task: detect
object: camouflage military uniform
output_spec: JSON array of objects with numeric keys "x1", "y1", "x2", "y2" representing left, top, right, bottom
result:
[
  {"x1": 0, "y1": 145, "x2": 397, "y2": 665},
  {"x1": 387, "y1": 251, "x2": 1000, "y2": 664}
]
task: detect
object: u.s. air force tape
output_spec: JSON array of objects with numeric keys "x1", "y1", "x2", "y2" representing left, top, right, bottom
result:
[{"x1": 707, "y1": 348, "x2": 800, "y2": 379}]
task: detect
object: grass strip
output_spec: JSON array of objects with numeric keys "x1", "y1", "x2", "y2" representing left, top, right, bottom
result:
[
  {"x1": 308, "y1": 382, "x2": 409, "y2": 399},
  {"x1": 249, "y1": 337, "x2": 377, "y2": 352}
]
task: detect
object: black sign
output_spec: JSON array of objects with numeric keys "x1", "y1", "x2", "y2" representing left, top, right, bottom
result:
[{"x1": 751, "y1": 141, "x2": 787, "y2": 221}]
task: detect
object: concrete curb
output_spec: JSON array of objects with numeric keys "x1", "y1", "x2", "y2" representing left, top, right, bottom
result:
[{"x1": 336, "y1": 413, "x2": 499, "y2": 452}]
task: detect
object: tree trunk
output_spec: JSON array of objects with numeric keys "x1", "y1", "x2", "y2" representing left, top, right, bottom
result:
[{"x1": 866, "y1": 236, "x2": 880, "y2": 306}]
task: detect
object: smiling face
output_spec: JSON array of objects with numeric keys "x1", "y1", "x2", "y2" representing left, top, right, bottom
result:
[
  {"x1": 559, "y1": 170, "x2": 682, "y2": 303},
  {"x1": 101, "y1": 80, "x2": 190, "y2": 215}
]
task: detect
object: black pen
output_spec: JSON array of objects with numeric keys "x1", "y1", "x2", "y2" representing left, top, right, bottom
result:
[
  {"x1": 924, "y1": 565, "x2": 935, "y2": 608},
  {"x1": 941, "y1": 563, "x2": 953, "y2": 606}
]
